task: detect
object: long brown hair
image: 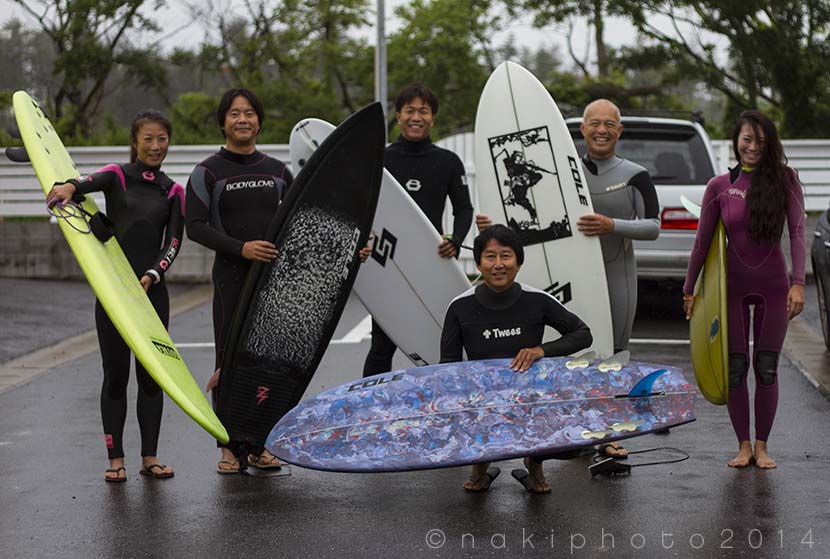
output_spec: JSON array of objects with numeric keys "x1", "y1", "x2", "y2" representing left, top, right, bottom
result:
[
  {"x1": 732, "y1": 110, "x2": 788, "y2": 242},
  {"x1": 130, "y1": 110, "x2": 172, "y2": 164}
]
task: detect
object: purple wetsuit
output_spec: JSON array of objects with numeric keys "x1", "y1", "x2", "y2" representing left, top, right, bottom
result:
[{"x1": 684, "y1": 166, "x2": 805, "y2": 443}]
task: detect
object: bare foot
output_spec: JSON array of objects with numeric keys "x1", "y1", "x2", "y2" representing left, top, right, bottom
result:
[
  {"x1": 727, "y1": 440, "x2": 754, "y2": 468},
  {"x1": 105, "y1": 457, "x2": 126, "y2": 482},
  {"x1": 217, "y1": 448, "x2": 240, "y2": 474},
  {"x1": 463, "y1": 463, "x2": 492, "y2": 491},
  {"x1": 523, "y1": 457, "x2": 551, "y2": 493},
  {"x1": 754, "y1": 441, "x2": 777, "y2": 469},
  {"x1": 599, "y1": 442, "x2": 628, "y2": 458}
]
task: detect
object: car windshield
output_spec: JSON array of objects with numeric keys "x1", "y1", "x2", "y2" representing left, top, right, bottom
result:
[{"x1": 569, "y1": 123, "x2": 716, "y2": 185}]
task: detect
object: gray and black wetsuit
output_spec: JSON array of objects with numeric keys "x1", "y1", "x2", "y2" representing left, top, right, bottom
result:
[{"x1": 582, "y1": 154, "x2": 660, "y2": 352}]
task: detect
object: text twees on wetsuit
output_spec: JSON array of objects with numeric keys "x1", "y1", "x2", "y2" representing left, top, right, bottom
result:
[
  {"x1": 440, "y1": 282, "x2": 593, "y2": 363},
  {"x1": 69, "y1": 161, "x2": 184, "y2": 283}
]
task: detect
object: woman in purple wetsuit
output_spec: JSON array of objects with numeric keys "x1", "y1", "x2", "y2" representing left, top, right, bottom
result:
[
  {"x1": 48, "y1": 111, "x2": 184, "y2": 482},
  {"x1": 683, "y1": 111, "x2": 805, "y2": 469}
]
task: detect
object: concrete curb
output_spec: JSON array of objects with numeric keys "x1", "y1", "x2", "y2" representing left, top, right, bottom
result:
[
  {"x1": 0, "y1": 285, "x2": 213, "y2": 395},
  {"x1": 782, "y1": 315, "x2": 830, "y2": 400}
]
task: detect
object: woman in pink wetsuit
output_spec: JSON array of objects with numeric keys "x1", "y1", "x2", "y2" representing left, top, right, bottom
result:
[{"x1": 683, "y1": 110, "x2": 805, "y2": 469}]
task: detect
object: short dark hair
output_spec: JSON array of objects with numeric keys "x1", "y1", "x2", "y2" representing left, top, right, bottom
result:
[
  {"x1": 216, "y1": 88, "x2": 264, "y2": 137},
  {"x1": 394, "y1": 83, "x2": 439, "y2": 115},
  {"x1": 129, "y1": 110, "x2": 172, "y2": 164},
  {"x1": 473, "y1": 225, "x2": 524, "y2": 265}
]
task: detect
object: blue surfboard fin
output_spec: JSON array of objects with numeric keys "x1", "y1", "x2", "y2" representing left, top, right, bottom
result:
[{"x1": 620, "y1": 369, "x2": 668, "y2": 398}]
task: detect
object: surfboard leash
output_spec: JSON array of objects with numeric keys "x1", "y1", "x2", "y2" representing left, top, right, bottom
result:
[
  {"x1": 589, "y1": 447, "x2": 690, "y2": 478},
  {"x1": 47, "y1": 198, "x2": 115, "y2": 242}
]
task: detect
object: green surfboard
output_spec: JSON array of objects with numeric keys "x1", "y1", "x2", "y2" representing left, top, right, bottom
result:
[
  {"x1": 12, "y1": 91, "x2": 229, "y2": 442},
  {"x1": 682, "y1": 195, "x2": 728, "y2": 405}
]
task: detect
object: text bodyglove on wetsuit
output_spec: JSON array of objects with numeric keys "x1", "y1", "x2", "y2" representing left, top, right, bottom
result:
[
  {"x1": 185, "y1": 148, "x2": 292, "y2": 369},
  {"x1": 69, "y1": 161, "x2": 185, "y2": 459},
  {"x1": 582, "y1": 154, "x2": 660, "y2": 352}
]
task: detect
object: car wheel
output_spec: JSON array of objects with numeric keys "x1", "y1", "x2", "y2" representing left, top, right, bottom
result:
[{"x1": 815, "y1": 259, "x2": 830, "y2": 351}]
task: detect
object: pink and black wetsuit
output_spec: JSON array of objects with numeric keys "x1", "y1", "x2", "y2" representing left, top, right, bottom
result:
[
  {"x1": 67, "y1": 161, "x2": 185, "y2": 460},
  {"x1": 684, "y1": 166, "x2": 805, "y2": 443}
]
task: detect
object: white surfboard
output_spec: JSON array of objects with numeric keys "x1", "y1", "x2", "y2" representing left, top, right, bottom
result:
[
  {"x1": 474, "y1": 61, "x2": 614, "y2": 357},
  {"x1": 290, "y1": 118, "x2": 472, "y2": 366}
]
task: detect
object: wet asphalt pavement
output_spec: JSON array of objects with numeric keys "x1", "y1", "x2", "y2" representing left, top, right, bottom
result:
[{"x1": 1, "y1": 278, "x2": 829, "y2": 558}]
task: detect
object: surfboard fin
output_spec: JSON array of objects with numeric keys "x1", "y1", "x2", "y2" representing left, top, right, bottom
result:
[
  {"x1": 5, "y1": 145, "x2": 30, "y2": 163},
  {"x1": 619, "y1": 369, "x2": 668, "y2": 398},
  {"x1": 597, "y1": 350, "x2": 630, "y2": 372},
  {"x1": 565, "y1": 350, "x2": 597, "y2": 370}
]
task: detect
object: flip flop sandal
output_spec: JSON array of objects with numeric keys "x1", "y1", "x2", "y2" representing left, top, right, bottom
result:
[
  {"x1": 464, "y1": 467, "x2": 501, "y2": 493},
  {"x1": 248, "y1": 453, "x2": 283, "y2": 470},
  {"x1": 216, "y1": 460, "x2": 241, "y2": 475},
  {"x1": 139, "y1": 463, "x2": 174, "y2": 479},
  {"x1": 105, "y1": 466, "x2": 127, "y2": 483},
  {"x1": 510, "y1": 469, "x2": 551, "y2": 494}
]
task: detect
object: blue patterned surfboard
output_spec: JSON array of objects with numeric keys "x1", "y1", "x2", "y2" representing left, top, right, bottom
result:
[{"x1": 265, "y1": 357, "x2": 697, "y2": 472}]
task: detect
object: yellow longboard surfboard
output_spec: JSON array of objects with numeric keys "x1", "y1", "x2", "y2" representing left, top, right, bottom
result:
[
  {"x1": 12, "y1": 90, "x2": 229, "y2": 442},
  {"x1": 682, "y1": 195, "x2": 728, "y2": 405}
]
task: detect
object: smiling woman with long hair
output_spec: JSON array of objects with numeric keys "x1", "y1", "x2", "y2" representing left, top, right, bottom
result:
[{"x1": 683, "y1": 110, "x2": 805, "y2": 470}]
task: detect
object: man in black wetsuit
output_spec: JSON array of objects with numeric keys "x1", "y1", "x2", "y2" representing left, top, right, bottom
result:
[
  {"x1": 441, "y1": 225, "x2": 593, "y2": 493},
  {"x1": 185, "y1": 88, "x2": 293, "y2": 474},
  {"x1": 362, "y1": 83, "x2": 474, "y2": 377}
]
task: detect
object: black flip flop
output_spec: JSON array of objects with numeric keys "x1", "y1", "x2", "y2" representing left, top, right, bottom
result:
[
  {"x1": 597, "y1": 443, "x2": 628, "y2": 459},
  {"x1": 464, "y1": 467, "x2": 501, "y2": 492},
  {"x1": 139, "y1": 463, "x2": 174, "y2": 479},
  {"x1": 510, "y1": 469, "x2": 551, "y2": 494},
  {"x1": 105, "y1": 466, "x2": 127, "y2": 483}
]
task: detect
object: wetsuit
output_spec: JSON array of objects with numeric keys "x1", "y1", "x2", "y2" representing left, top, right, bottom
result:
[
  {"x1": 684, "y1": 166, "x2": 805, "y2": 443},
  {"x1": 582, "y1": 154, "x2": 660, "y2": 352},
  {"x1": 67, "y1": 161, "x2": 185, "y2": 459},
  {"x1": 440, "y1": 283, "x2": 592, "y2": 362},
  {"x1": 185, "y1": 148, "x2": 292, "y2": 370},
  {"x1": 363, "y1": 135, "x2": 474, "y2": 376}
]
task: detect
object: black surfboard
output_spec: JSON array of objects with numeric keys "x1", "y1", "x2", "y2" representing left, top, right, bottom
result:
[{"x1": 216, "y1": 102, "x2": 385, "y2": 457}]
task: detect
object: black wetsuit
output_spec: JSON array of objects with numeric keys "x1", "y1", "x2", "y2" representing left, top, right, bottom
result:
[
  {"x1": 440, "y1": 283, "x2": 592, "y2": 363},
  {"x1": 363, "y1": 135, "x2": 474, "y2": 376},
  {"x1": 185, "y1": 148, "x2": 292, "y2": 370},
  {"x1": 67, "y1": 161, "x2": 184, "y2": 459}
]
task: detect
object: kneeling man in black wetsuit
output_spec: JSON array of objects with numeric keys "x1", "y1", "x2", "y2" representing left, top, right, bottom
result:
[{"x1": 441, "y1": 225, "x2": 593, "y2": 493}]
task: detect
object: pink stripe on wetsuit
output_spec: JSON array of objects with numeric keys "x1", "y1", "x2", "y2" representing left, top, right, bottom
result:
[{"x1": 685, "y1": 168, "x2": 805, "y2": 442}]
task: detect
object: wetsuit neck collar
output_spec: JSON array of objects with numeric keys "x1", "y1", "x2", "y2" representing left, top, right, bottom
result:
[
  {"x1": 474, "y1": 282, "x2": 522, "y2": 310},
  {"x1": 133, "y1": 158, "x2": 162, "y2": 174},
  {"x1": 396, "y1": 135, "x2": 433, "y2": 153},
  {"x1": 219, "y1": 146, "x2": 261, "y2": 165},
  {"x1": 582, "y1": 153, "x2": 621, "y2": 175}
]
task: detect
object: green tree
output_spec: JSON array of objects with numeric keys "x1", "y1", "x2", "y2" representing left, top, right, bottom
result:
[
  {"x1": 387, "y1": 0, "x2": 500, "y2": 136},
  {"x1": 12, "y1": 0, "x2": 167, "y2": 139},
  {"x1": 632, "y1": 1, "x2": 830, "y2": 137}
]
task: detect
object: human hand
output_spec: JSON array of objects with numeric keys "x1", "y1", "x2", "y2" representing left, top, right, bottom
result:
[
  {"x1": 438, "y1": 238, "x2": 457, "y2": 258},
  {"x1": 359, "y1": 241, "x2": 373, "y2": 263},
  {"x1": 140, "y1": 275, "x2": 153, "y2": 292},
  {"x1": 475, "y1": 214, "x2": 493, "y2": 232},
  {"x1": 241, "y1": 240, "x2": 278, "y2": 262},
  {"x1": 46, "y1": 182, "x2": 77, "y2": 208},
  {"x1": 787, "y1": 284, "x2": 805, "y2": 320},
  {"x1": 206, "y1": 368, "x2": 221, "y2": 392},
  {"x1": 576, "y1": 213, "x2": 614, "y2": 236},
  {"x1": 510, "y1": 346, "x2": 545, "y2": 372},
  {"x1": 683, "y1": 295, "x2": 694, "y2": 320}
]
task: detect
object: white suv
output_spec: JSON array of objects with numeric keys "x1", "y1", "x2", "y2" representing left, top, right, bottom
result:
[{"x1": 565, "y1": 116, "x2": 720, "y2": 279}]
